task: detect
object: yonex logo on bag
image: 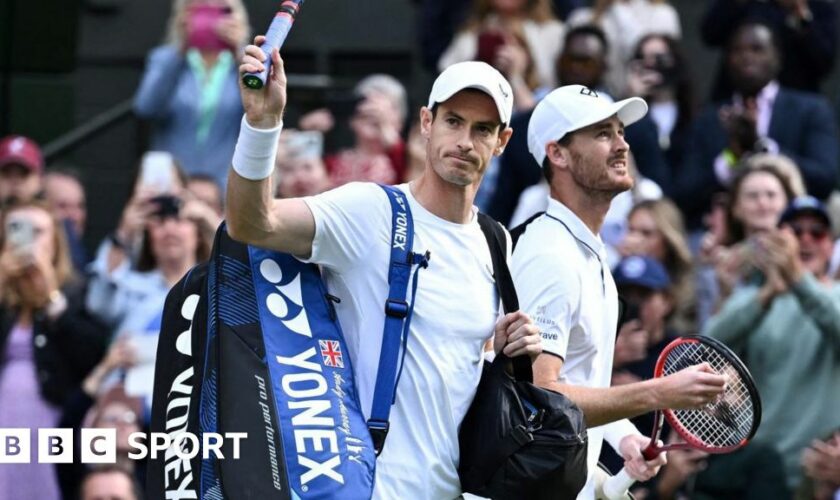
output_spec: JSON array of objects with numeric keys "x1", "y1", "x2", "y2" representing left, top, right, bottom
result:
[
  {"x1": 390, "y1": 192, "x2": 409, "y2": 251},
  {"x1": 260, "y1": 259, "x2": 313, "y2": 338},
  {"x1": 579, "y1": 87, "x2": 598, "y2": 98},
  {"x1": 259, "y1": 257, "x2": 346, "y2": 489},
  {"x1": 163, "y1": 293, "x2": 200, "y2": 498}
]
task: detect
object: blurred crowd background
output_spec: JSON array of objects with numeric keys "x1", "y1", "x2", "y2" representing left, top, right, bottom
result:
[{"x1": 2, "y1": 0, "x2": 840, "y2": 499}]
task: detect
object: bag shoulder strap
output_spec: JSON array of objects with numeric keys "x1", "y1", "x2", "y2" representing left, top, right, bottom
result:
[
  {"x1": 508, "y1": 211, "x2": 545, "y2": 250},
  {"x1": 369, "y1": 184, "x2": 430, "y2": 455},
  {"x1": 477, "y1": 213, "x2": 531, "y2": 383}
]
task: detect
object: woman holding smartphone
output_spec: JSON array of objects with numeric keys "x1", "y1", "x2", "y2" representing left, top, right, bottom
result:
[
  {"x1": 134, "y1": 0, "x2": 251, "y2": 190},
  {"x1": 438, "y1": 0, "x2": 564, "y2": 111},
  {"x1": 0, "y1": 200, "x2": 110, "y2": 500}
]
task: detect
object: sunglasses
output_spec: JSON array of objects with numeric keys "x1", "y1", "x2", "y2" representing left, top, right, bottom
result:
[{"x1": 789, "y1": 222, "x2": 829, "y2": 240}]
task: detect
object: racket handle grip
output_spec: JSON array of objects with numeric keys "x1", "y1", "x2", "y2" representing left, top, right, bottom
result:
[
  {"x1": 242, "y1": 0, "x2": 302, "y2": 90},
  {"x1": 601, "y1": 468, "x2": 635, "y2": 500}
]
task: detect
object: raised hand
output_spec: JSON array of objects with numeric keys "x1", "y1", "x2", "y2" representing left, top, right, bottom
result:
[{"x1": 239, "y1": 36, "x2": 287, "y2": 128}]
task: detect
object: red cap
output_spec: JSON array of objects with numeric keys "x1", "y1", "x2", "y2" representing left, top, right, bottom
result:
[{"x1": 0, "y1": 135, "x2": 44, "y2": 173}]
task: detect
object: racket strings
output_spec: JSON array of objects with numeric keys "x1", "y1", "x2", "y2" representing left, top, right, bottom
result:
[{"x1": 663, "y1": 342, "x2": 755, "y2": 449}]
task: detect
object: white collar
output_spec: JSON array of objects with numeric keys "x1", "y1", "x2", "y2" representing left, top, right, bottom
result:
[{"x1": 545, "y1": 197, "x2": 606, "y2": 259}]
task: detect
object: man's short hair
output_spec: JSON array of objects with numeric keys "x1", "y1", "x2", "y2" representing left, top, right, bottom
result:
[
  {"x1": 80, "y1": 464, "x2": 142, "y2": 500},
  {"x1": 563, "y1": 24, "x2": 610, "y2": 54}
]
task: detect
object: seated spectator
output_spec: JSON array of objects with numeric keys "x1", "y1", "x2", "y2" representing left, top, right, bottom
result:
[
  {"x1": 0, "y1": 135, "x2": 44, "y2": 205},
  {"x1": 44, "y1": 168, "x2": 89, "y2": 272},
  {"x1": 0, "y1": 200, "x2": 110, "y2": 500},
  {"x1": 79, "y1": 465, "x2": 142, "y2": 500},
  {"x1": 316, "y1": 75, "x2": 408, "y2": 186},
  {"x1": 623, "y1": 34, "x2": 696, "y2": 172},
  {"x1": 438, "y1": 0, "x2": 564, "y2": 105},
  {"x1": 133, "y1": 0, "x2": 250, "y2": 189},
  {"x1": 703, "y1": 196, "x2": 840, "y2": 491},
  {"x1": 567, "y1": 0, "x2": 681, "y2": 96},
  {"x1": 619, "y1": 198, "x2": 696, "y2": 332},
  {"x1": 273, "y1": 129, "x2": 330, "y2": 198},
  {"x1": 701, "y1": 0, "x2": 837, "y2": 97},
  {"x1": 674, "y1": 21, "x2": 838, "y2": 232}
]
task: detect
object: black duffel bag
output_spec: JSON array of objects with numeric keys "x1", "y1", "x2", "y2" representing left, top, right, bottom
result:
[{"x1": 460, "y1": 216, "x2": 588, "y2": 499}]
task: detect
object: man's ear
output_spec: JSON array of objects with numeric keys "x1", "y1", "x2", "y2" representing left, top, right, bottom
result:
[
  {"x1": 494, "y1": 126, "x2": 513, "y2": 156},
  {"x1": 420, "y1": 107, "x2": 433, "y2": 139},
  {"x1": 546, "y1": 141, "x2": 570, "y2": 170}
]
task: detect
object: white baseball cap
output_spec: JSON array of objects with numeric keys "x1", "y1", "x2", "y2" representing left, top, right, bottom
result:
[
  {"x1": 527, "y1": 85, "x2": 648, "y2": 167},
  {"x1": 428, "y1": 61, "x2": 514, "y2": 126}
]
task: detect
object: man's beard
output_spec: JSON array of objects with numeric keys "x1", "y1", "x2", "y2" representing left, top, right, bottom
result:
[{"x1": 569, "y1": 149, "x2": 633, "y2": 203}]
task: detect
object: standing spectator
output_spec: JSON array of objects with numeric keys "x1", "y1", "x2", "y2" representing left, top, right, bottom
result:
[
  {"x1": 674, "y1": 22, "x2": 838, "y2": 233},
  {"x1": 0, "y1": 135, "x2": 44, "y2": 205},
  {"x1": 438, "y1": 0, "x2": 564, "y2": 100},
  {"x1": 0, "y1": 200, "x2": 110, "y2": 500},
  {"x1": 134, "y1": 0, "x2": 250, "y2": 189},
  {"x1": 567, "y1": 0, "x2": 681, "y2": 96},
  {"x1": 623, "y1": 34, "x2": 696, "y2": 172},
  {"x1": 701, "y1": 0, "x2": 837, "y2": 97},
  {"x1": 703, "y1": 195, "x2": 840, "y2": 491},
  {"x1": 44, "y1": 168, "x2": 89, "y2": 272},
  {"x1": 320, "y1": 75, "x2": 408, "y2": 186},
  {"x1": 86, "y1": 188, "x2": 212, "y2": 411}
]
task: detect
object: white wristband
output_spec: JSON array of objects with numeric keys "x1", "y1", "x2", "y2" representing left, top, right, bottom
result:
[{"x1": 231, "y1": 115, "x2": 283, "y2": 180}]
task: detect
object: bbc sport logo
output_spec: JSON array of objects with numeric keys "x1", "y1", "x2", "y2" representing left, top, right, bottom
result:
[{"x1": 0, "y1": 428, "x2": 247, "y2": 463}]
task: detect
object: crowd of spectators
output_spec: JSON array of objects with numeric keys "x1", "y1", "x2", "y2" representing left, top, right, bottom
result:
[{"x1": 2, "y1": 0, "x2": 840, "y2": 498}]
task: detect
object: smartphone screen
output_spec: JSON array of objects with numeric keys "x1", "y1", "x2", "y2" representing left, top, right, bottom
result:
[
  {"x1": 5, "y1": 216, "x2": 35, "y2": 252},
  {"x1": 140, "y1": 151, "x2": 176, "y2": 193},
  {"x1": 186, "y1": 4, "x2": 232, "y2": 51},
  {"x1": 476, "y1": 31, "x2": 507, "y2": 66}
]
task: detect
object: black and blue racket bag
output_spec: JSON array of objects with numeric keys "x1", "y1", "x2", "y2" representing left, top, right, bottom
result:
[{"x1": 148, "y1": 185, "x2": 427, "y2": 499}]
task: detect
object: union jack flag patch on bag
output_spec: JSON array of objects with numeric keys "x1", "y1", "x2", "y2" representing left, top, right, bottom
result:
[{"x1": 320, "y1": 339, "x2": 344, "y2": 368}]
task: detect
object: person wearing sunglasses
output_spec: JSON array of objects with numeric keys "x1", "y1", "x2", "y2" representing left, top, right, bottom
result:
[{"x1": 703, "y1": 195, "x2": 840, "y2": 493}]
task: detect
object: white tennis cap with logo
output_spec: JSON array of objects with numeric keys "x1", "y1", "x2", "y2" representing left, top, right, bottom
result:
[
  {"x1": 428, "y1": 61, "x2": 514, "y2": 127},
  {"x1": 527, "y1": 85, "x2": 648, "y2": 167}
]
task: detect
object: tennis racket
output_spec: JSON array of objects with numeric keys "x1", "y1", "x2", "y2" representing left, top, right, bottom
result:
[
  {"x1": 242, "y1": 0, "x2": 305, "y2": 89},
  {"x1": 598, "y1": 335, "x2": 762, "y2": 500}
]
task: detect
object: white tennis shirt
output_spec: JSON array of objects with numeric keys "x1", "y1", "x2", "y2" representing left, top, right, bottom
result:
[
  {"x1": 303, "y1": 182, "x2": 499, "y2": 499},
  {"x1": 511, "y1": 197, "x2": 639, "y2": 499}
]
